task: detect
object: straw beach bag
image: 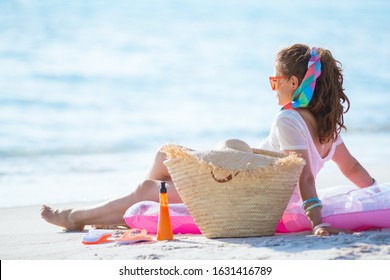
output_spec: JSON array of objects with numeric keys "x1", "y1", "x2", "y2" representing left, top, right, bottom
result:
[{"x1": 162, "y1": 139, "x2": 305, "y2": 238}]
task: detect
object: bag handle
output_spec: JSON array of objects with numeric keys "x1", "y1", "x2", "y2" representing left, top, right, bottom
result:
[{"x1": 211, "y1": 169, "x2": 240, "y2": 183}]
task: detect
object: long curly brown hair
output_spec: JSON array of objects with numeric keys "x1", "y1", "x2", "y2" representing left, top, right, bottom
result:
[{"x1": 275, "y1": 44, "x2": 350, "y2": 144}]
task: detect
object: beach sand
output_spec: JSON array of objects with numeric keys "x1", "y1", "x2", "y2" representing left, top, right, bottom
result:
[
  {"x1": 1, "y1": 162, "x2": 390, "y2": 260},
  {"x1": 1, "y1": 204, "x2": 390, "y2": 260}
]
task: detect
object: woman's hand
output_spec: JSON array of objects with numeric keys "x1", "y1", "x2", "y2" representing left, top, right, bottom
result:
[{"x1": 314, "y1": 226, "x2": 352, "y2": 236}]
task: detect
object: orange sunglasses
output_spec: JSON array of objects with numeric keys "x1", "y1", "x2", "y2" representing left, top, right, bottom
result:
[{"x1": 269, "y1": 76, "x2": 287, "y2": 91}]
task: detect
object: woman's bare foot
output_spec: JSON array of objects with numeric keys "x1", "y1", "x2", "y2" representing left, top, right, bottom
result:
[{"x1": 41, "y1": 205, "x2": 85, "y2": 231}]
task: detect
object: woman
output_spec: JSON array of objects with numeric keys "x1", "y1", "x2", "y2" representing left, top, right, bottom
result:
[
  {"x1": 41, "y1": 44, "x2": 375, "y2": 236},
  {"x1": 261, "y1": 44, "x2": 374, "y2": 235}
]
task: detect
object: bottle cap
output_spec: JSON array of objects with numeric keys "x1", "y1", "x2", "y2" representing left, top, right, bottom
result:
[{"x1": 160, "y1": 181, "x2": 167, "y2": 193}]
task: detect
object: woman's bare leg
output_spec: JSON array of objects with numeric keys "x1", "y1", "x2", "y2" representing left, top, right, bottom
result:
[
  {"x1": 41, "y1": 148, "x2": 182, "y2": 231},
  {"x1": 144, "y1": 147, "x2": 172, "y2": 180}
]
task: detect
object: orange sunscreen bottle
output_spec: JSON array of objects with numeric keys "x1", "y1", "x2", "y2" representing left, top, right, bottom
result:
[{"x1": 157, "y1": 181, "x2": 173, "y2": 241}]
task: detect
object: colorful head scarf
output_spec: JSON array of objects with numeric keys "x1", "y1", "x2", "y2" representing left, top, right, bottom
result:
[{"x1": 281, "y1": 47, "x2": 321, "y2": 110}]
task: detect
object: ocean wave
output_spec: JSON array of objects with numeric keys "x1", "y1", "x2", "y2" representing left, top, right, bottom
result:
[{"x1": 0, "y1": 143, "x2": 147, "y2": 158}]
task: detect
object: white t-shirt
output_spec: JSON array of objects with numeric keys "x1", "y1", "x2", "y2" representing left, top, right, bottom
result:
[{"x1": 258, "y1": 110, "x2": 343, "y2": 179}]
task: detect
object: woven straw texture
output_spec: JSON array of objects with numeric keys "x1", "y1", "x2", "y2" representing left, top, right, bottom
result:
[{"x1": 162, "y1": 144, "x2": 305, "y2": 238}]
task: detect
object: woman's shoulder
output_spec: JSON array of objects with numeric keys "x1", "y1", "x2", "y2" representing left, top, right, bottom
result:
[
  {"x1": 276, "y1": 109, "x2": 301, "y2": 118},
  {"x1": 274, "y1": 110, "x2": 304, "y2": 125}
]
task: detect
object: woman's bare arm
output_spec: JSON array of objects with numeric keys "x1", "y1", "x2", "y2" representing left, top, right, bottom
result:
[{"x1": 332, "y1": 142, "x2": 373, "y2": 188}]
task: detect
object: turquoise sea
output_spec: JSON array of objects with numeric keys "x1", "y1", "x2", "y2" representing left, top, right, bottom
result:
[{"x1": 1, "y1": 0, "x2": 390, "y2": 207}]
